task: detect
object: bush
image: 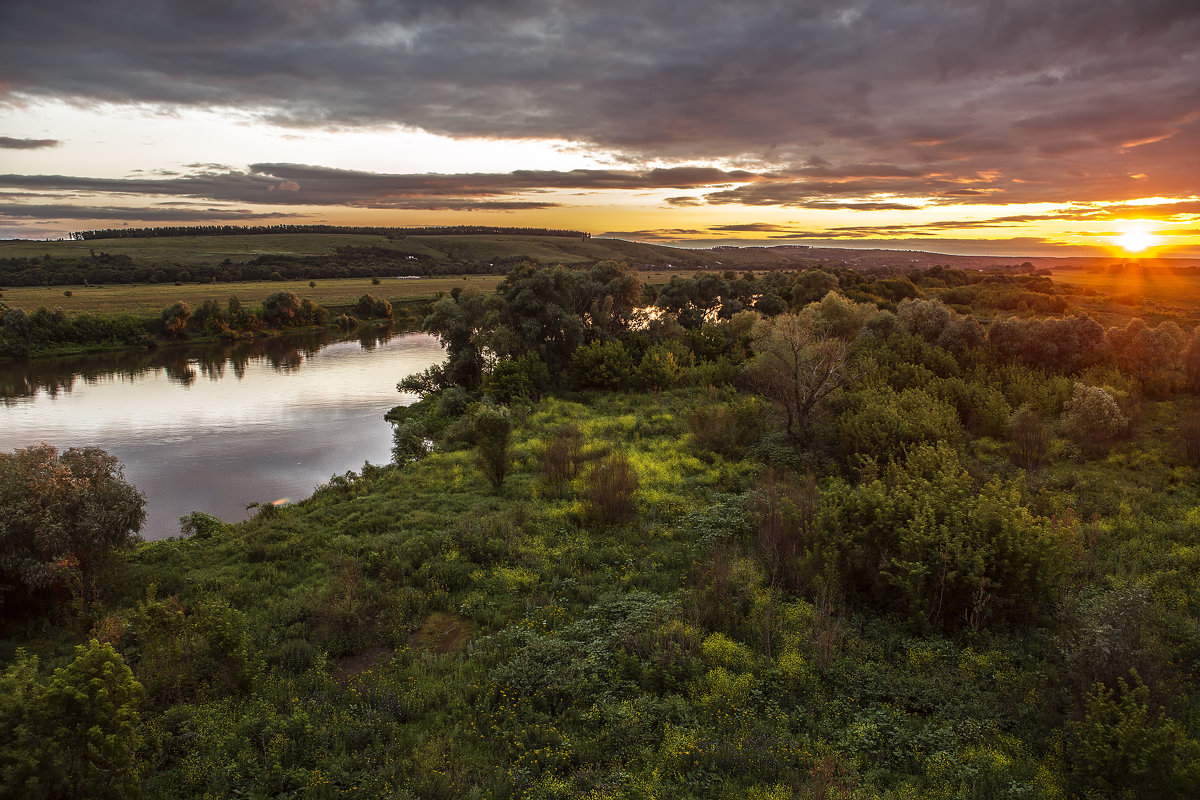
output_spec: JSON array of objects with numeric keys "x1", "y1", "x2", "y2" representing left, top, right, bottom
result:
[
  {"x1": 541, "y1": 423, "x2": 583, "y2": 497},
  {"x1": 484, "y1": 353, "x2": 551, "y2": 403},
  {"x1": 355, "y1": 293, "x2": 392, "y2": 319},
  {"x1": 160, "y1": 300, "x2": 191, "y2": 337},
  {"x1": 635, "y1": 344, "x2": 683, "y2": 390},
  {"x1": 1, "y1": 641, "x2": 145, "y2": 799},
  {"x1": 1008, "y1": 405, "x2": 1050, "y2": 469},
  {"x1": 833, "y1": 386, "x2": 963, "y2": 462},
  {"x1": 569, "y1": 341, "x2": 634, "y2": 390},
  {"x1": 471, "y1": 403, "x2": 512, "y2": 489},
  {"x1": 1180, "y1": 413, "x2": 1200, "y2": 465},
  {"x1": 1066, "y1": 672, "x2": 1200, "y2": 798},
  {"x1": 585, "y1": 452, "x2": 639, "y2": 525},
  {"x1": 123, "y1": 592, "x2": 252, "y2": 704},
  {"x1": 814, "y1": 443, "x2": 1059, "y2": 629},
  {"x1": 392, "y1": 417, "x2": 430, "y2": 465},
  {"x1": 277, "y1": 638, "x2": 319, "y2": 675},
  {"x1": 1061, "y1": 383, "x2": 1128, "y2": 449},
  {"x1": 689, "y1": 396, "x2": 768, "y2": 457},
  {"x1": 261, "y1": 291, "x2": 302, "y2": 326}
]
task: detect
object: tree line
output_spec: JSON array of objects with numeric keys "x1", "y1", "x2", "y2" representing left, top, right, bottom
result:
[{"x1": 0, "y1": 291, "x2": 394, "y2": 358}]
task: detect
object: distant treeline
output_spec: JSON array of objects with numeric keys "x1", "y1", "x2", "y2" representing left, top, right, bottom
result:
[
  {"x1": 68, "y1": 224, "x2": 591, "y2": 241},
  {"x1": 0, "y1": 246, "x2": 511, "y2": 286}
]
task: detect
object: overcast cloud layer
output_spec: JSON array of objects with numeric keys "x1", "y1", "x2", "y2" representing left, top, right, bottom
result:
[{"x1": 2, "y1": 0, "x2": 1198, "y2": 247}]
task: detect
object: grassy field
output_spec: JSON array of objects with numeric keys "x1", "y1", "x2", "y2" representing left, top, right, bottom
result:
[
  {"x1": 1048, "y1": 266, "x2": 1200, "y2": 325},
  {"x1": 0, "y1": 275, "x2": 506, "y2": 317},
  {"x1": 0, "y1": 269, "x2": 704, "y2": 318},
  {"x1": 0, "y1": 233, "x2": 713, "y2": 269}
]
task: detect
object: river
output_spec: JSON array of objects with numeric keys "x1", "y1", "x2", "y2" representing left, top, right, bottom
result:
[{"x1": 0, "y1": 328, "x2": 444, "y2": 540}]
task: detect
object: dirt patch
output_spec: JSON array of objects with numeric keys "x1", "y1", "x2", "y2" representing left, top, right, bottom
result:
[
  {"x1": 409, "y1": 611, "x2": 473, "y2": 655},
  {"x1": 332, "y1": 645, "x2": 389, "y2": 684}
]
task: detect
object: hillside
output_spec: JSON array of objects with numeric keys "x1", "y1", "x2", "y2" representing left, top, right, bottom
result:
[{"x1": 3, "y1": 261, "x2": 1200, "y2": 798}]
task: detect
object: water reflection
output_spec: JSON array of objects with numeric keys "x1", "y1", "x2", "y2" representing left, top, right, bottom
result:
[
  {"x1": 0, "y1": 327, "x2": 444, "y2": 540},
  {"x1": 0, "y1": 328, "x2": 385, "y2": 401}
]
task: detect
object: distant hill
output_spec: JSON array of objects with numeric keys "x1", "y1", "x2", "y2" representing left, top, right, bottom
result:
[{"x1": 3, "y1": 231, "x2": 1199, "y2": 287}]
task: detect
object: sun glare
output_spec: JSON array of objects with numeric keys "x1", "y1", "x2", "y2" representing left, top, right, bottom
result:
[{"x1": 1115, "y1": 228, "x2": 1159, "y2": 253}]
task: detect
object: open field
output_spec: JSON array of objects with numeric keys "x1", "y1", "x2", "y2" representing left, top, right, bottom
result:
[
  {"x1": 0, "y1": 233, "x2": 713, "y2": 269},
  {"x1": 0, "y1": 270, "x2": 701, "y2": 319},
  {"x1": 0, "y1": 275, "x2": 505, "y2": 317},
  {"x1": 1048, "y1": 267, "x2": 1200, "y2": 325}
]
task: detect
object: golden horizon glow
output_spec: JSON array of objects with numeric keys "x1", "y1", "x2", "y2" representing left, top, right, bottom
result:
[{"x1": 1115, "y1": 226, "x2": 1160, "y2": 254}]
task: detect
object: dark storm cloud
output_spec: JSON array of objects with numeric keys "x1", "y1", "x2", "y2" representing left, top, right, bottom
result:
[
  {"x1": 0, "y1": 204, "x2": 282, "y2": 221},
  {"x1": 599, "y1": 229, "x2": 707, "y2": 241},
  {"x1": 0, "y1": 164, "x2": 752, "y2": 209},
  {"x1": 0, "y1": 137, "x2": 60, "y2": 149},
  {"x1": 2, "y1": 1, "x2": 1198, "y2": 206},
  {"x1": 708, "y1": 223, "x2": 795, "y2": 233}
]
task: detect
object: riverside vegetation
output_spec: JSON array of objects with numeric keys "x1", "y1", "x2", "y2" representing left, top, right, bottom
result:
[
  {"x1": 2, "y1": 259, "x2": 1200, "y2": 798},
  {"x1": 0, "y1": 288, "x2": 399, "y2": 358}
]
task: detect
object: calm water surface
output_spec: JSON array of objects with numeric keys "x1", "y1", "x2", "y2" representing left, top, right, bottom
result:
[{"x1": 0, "y1": 329, "x2": 443, "y2": 540}]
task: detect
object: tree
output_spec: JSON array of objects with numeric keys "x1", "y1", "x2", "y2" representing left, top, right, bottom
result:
[
  {"x1": 422, "y1": 287, "x2": 501, "y2": 391},
  {"x1": 743, "y1": 313, "x2": 854, "y2": 439},
  {"x1": 1185, "y1": 327, "x2": 1200, "y2": 391},
  {"x1": 355, "y1": 293, "x2": 392, "y2": 319},
  {"x1": 261, "y1": 291, "x2": 302, "y2": 326},
  {"x1": 483, "y1": 353, "x2": 551, "y2": 403},
  {"x1": 896, "y1": 298, "x2": 951, "y2": 343},
  {"x1": 1061, "y1": 383, "x2": 1128, "y2": 449},
  {"x1": 160, "y1": 301, "x2": 191, "y2": 337},
  {"x1": 0, "y1": 445, "x2": 145, "y2": 609}
]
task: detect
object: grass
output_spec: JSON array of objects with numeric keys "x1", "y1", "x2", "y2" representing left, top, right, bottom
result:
[
  {"x1": 0, "y1": 232, "x2": 715, "y2": 269},
  {"x1": 0, "y1": 275, "x2": 505, "y2": 317},
  {"x1": 1049, "y1": 267, "x2": 1200, "y2": 325},
  {"x1": 0, "y1": 270, "x2": 711, "y2": 319}
]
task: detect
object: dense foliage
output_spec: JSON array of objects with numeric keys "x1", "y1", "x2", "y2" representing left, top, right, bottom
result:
[
  {"x1": 0, "y1": 445, "x2": 145, "y2": 612},
  {"x1": 4, "y1": 258, "x2": 1200, "y2": 798},
  {"x1": 0, "y1": 290, "x2": 363, "y2": 357}
]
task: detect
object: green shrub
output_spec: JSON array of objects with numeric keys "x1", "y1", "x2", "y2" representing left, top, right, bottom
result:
[
  {"x1": 1, "y1": 641, "x2": 145, "y2": 799},
  {"x1": 569, "y1": 341, "x2": 634, "y2": 390},
  {"x1": 635, "y1": 344, "x2": 683, "y2": 390},
  {"x1": 585, "y1": 452, "x2": 640, "y2": 526},
  {"x1": 1008, "y1": 405, "x2": 1050, "y2": 469},
  {"x1": 484, "y1": 353, "x2": 551, "y2": 403},
  {"x1": 813, "y1": 443, "x2": 1059, "y2": 629},
  {"x1": 1066, "y1": 671, "x2": 1200, "y2": 798},
  {"x1": 472, "y1": 403, "x2": 513, "y2": 490},
  {"x1": 355, "y1": 293, "x2": 392, "y2": 319},
  {"x1": 689, "y1": 396, "x2": 769, "y2": 457},
  {"x1": 1061, "y1": 382, "x2": 1128, "y2": 449},
  {"x1": 833, "y1": 386, "x2": 963, "y2": 462},
  {"x1": 276, "y1": 638, "x2": 319, "y2": 675}
]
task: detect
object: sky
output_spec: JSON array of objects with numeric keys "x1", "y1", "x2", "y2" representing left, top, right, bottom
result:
[{"x1": 1, "y1": 0, "x2": 1198, "y2": 257}]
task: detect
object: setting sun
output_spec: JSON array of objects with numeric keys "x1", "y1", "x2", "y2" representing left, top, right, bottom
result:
[{"x1": 1116, "y1": 228, "x2": 1159, "y2": 253}]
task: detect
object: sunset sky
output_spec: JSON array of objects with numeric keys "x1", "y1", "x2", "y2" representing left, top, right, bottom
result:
[{"x1": 2, "y1": 0, "x2": 1198, "y2": 257}]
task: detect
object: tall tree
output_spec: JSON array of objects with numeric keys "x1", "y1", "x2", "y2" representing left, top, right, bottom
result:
[{"x1": 743, "y1": 313, "x2": 855, "y2": 439}]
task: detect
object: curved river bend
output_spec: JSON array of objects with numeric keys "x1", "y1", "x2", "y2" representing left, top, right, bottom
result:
[{"x1": 0, "y1": 329, "x2": 443, "y2": 540}]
